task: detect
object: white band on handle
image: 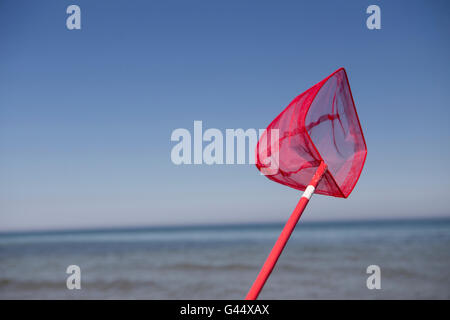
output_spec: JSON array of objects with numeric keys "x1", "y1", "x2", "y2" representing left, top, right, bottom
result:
[{"x1": 302, "y1": 185, "x2": 315, "y2": 200}]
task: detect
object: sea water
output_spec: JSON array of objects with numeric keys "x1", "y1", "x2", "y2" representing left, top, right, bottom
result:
[{"x1": 0, "y1": 219, "x2": 449, "y2": 299}]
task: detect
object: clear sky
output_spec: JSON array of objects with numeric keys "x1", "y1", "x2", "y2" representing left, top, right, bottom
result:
[{"x1": 1, "y1": 0, "x2": 450, "y2": 231}]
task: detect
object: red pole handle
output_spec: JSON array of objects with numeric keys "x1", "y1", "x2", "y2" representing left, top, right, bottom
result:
[{"x1": 245, "y1": 161, "x2": 328, "y2": 300}]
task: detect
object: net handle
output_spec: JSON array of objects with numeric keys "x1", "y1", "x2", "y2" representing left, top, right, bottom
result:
[{"x1": 245, "y1": 161, "x2": 328, "y2": 300}]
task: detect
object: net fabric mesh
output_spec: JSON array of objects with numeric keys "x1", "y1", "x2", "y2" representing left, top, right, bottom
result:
[{"x1": 256, "y1": 68, "x2": 367, "y2": 198}]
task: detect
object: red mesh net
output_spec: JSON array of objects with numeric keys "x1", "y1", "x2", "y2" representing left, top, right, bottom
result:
[{"x1": 256, "y1": 68, "x2": 367, "y2": 198}]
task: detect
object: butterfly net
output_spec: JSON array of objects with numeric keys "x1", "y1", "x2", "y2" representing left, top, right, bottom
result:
[{"x1": 256, "y1": 68, "x2": 367, "y2": 198}]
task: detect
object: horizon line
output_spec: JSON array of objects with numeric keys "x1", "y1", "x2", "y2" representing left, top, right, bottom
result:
[{"x1": 1, "y1": 215, "x2": 449, "y2": 236}]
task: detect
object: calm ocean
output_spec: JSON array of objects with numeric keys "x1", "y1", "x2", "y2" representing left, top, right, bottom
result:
[{"x1": 0, "y1": 219, "x2": 449, "y2": 299}]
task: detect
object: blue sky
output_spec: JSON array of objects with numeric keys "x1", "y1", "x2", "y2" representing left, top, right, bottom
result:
[{"x1": 1, "y1": 0, "x2": 449, "y2": 231}]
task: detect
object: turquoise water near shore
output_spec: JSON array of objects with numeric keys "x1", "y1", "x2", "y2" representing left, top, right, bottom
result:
[{"x1": 0, "y1": 219, "x2": 449, "y2": 299}]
